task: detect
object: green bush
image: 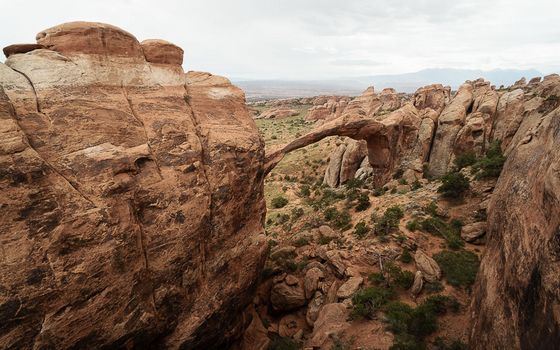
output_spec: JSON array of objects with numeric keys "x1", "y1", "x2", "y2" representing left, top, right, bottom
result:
[
  {"x1": 425, "y1": 202, "x2": 438, "y2": 217},
  {"x1": 375, "y1": 206, "x2": 404, "y2": 235},
  {"x1": 291, "y1": 207, "x2": 304, "y2": 221},
  {"x1": 419, "y1": 217, "x2": 464, "y2": 250},
  {"x1": 354, "y1": 221, "x2": 371, "y2": 239},
  {"x1": 454, "y1": 152, "x2": 477, "y2": 170},
  {"x1": 355, "y1": 192, "x2": 371, "y2": 211},
  {"x1": 434, "y1": 250, "x2": 480, "y2": 288},
  {"x1": 437, "y1": 172, "x2": 470, "y2": 199},
  {"x1": 472, "y1": 140, "x2": 506, "y2": 178},
  {"x1": 411, "y1": 180, "x2": 422, "y2": 191},
  {"x1": 424, "y1": 281, "x2": 444, "y2": 293},
  {"x1": 323, "y1": 207, "x2": 352, "y2": 230},
  {"x1": 351, "y1": 286, "x2": 395, "y2": 320},
  {"x1": 299, "y1": 185, "x2": 311, "y2": 197},
  {"x1": 271, "y1": 196, "x2": 289, "y2": 208},
  {"x1": 310, "y1": 189, "x2": 345, "y2": 209},
  {"x1": 406, "y1": 220, "x2": 419, "y2": 232},
  {"x1": 400, "y1": 248, "x2": 413, "y2": 264},
  {"x1": 384, "y1": 301, "x2": 437, "y2": 339},
  {"x1": 345, "y1": 178, "x2": 365, "y2": 189},
  {"x1": 293, "y1": 236, "x2": 309, "y2": 247},
  {"x1": 267, "y1": 335, "x2": 299, "y2": 350},
  {"x1": 373, "y1": 187, "x2": 386, "y2": 196},
  {"x1": 386, "y1": 263, "x2": 415, "y2": 290}
]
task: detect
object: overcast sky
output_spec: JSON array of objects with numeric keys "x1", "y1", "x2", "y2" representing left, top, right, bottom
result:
[{"x1": 1, "y1": 0, "x2": 558, "y2": 79}]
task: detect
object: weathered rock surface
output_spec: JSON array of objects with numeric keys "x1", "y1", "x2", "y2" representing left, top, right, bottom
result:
[
  {"x1": 414, "y1": 249, "x2": 441, "y2": 283},
  {"x1": 470, "y1": 74, "x2": 560, "y2": 349},
  {"x1": 270, "y1": 278, "x2": 307, "y2": 312},
  {"x1": 0, "y1": 22, "x2": 267, "y2": 349},
  {"x1": 256, "y1": 107, "x2": 298, "y2": 119},
  {"x1": 336, "y1": 277, "x2": 363, "y2": 299},
  {"x1": 461, "y1": 222, "x2": 486, "y2": 243},
  {"x1": 307, "y1": 303, "x2": 350, "y2": 348}
]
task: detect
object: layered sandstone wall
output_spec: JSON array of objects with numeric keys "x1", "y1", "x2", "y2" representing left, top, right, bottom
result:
[{"x1": 0, "y1": 22, "x2": 267, "y2": 349}]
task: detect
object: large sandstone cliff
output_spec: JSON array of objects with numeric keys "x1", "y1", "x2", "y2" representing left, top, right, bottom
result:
[
  {"x1": 469, "y1": 74, "x2": 560, "y2": 349},
  {"x1": 0, "y1": 22, "x2": 267, "y2": 349}
]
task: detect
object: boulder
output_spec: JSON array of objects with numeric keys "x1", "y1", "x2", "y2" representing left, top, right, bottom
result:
[
  {"x1": 325, "y1": 250, "x2": 347, "y2": 277},
  {"x1": 414, "y1": 249, "x2": 441, "y2": 282},
  {"x1": 410, "y1": 271, "x2": 424, "y2": 296},
  {"x1": 336, "y1": 276, "x2": 363, "y2": 299},
  {"x1": 270, "y1": 279, "x2": 307, "y2": 312},
  {"x1": 141, "y1": 39, "x2": 184, "y2": 65},
  {"x1": 278, "y1": 314, "x2": 304, "y2": 338},
  {"x1": 2, "y1": 43, "x2": 45, "y2": 57},
  {"x1": 461, "y1": 222, "x2": 487, "y2": 243},
  {"x1": 304, "y1": 267, "x2": 325, "y2": 299},
  {"x1": 307, "y1": 303, "x2": 350, "y2": 349},
  {"x1": 306, "y1": 291, "x2": 325, "y2": 326}
]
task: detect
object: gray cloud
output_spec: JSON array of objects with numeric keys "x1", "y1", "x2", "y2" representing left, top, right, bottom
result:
[{"x1": 0, "y1": 0, "x2": 558, "y2": 79}]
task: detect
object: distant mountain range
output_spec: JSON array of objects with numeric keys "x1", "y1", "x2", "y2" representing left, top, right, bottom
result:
[{"x1": 234, "y1": 68, "x2": 542, "y2": 100}]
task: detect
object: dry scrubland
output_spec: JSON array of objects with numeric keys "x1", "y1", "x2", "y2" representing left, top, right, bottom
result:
[{"x1": 255, "y1": 103, "x2": 497, "y2": 350}]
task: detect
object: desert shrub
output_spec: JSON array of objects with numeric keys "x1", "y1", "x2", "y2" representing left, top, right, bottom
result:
[
  {"x1": 425, "y1": 202, "x2": 438, "y2": 217},
  {"x1": 369, "y1": 272, "x2": 386, "y2": 285},
  {"x1": 386, "y1": 263, "x2": 415, "y2": 290},
  {"x1": 299, "y1": 185, "x2": 311, "y2": 197},
  {"x1": 437, "y1": 172, "x2": 470, "y2": 199},
  {"x1": 393, "y1": 168, "x2": 405, "y2": 179},
  {"x1": 318, "y1": 235, "x2": 334, "y2": 245},
  {"x1": 351, "y1": 286, "x2": 395, "y2": 320},
  {"x1": 398, "y1": 178, "x2": 408, "y2": 185},
  {"x1": 275, "y1": 213, "x2": 290, "y2": 225},
  {"x1": 433, "y1": 338, "x2": 468, "y2": 350},
  {"x1": 424, "y1": 281, "x2": 444, "y2": 293},
  {"x1": 271, "y1": 196, "x2": 289, "y2": 208},
  {"x1": 434, "y1": 250, "x2": 480, "y2": 288},
  {"x1": 473, "y1": 140, "x2": 506, "y2": 178},
  {"x1": 323, "y1": 207, "x2": 351, "y2": 230},
  {"x1": 373, "y1": 187, "x2": 386, "y2": 196},
  {"x1": 293, "y1": 236, "x2": 309, "y2": 247},
  {"x1": 454, "y1": 152, "x2": 477, "y2": 170},
  {"x1": 400, "y1": 248, "x2": 413, "y2": 264},
  {"x1": 354, "y1": 221, "x2": 371, "y2": 239},
  {"x1": 406, "y1": 220, "x2": 419, "y2": 232},
  {"x1": 345, "y1": 178, "x2": 364, "y2": 189},
  {"x1": 311, "y1": 189, "x2": 345, "y2": 209},
  {"x1": 332, "y1": 209, "x2": 352, "y2": 230},
  {"x1": 267, "y1": 335, "x2": 299, "y2": 350},
  {"x1": 411, "y1": 180, "x2": 422, "y2": 191},
  {"x1": 355, "y1": 193, "x2": 371, "y2": 211},
  {"x1": 419, "y1": 217, "x2": 463, "y2": 250},
  {"x1": 375, "y1": 206, "x2": 404, "y2": 235},
  {"x1": 291, "y1": 207, "x2": 304, "y2": 221},
  {"x1": 384, "y1": 301, "x2": 437, "y2": 340},
  {"x1": 324, "y1": 207, "x2": 338, "y2": 221}
]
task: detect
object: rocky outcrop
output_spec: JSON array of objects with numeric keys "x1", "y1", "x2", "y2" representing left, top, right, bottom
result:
[
  {"x1": 256, "y1": 108, "x2": 298, "y2": 119},
  {"x1": 428, "y1": 79, "x2": 499, "y2": 177},
  {"x1": 470, "y1": 74, "x2": 560, "y2": 349},
  {"x1": 0, "y1": 22, "x2": 267, "y2": 349}
]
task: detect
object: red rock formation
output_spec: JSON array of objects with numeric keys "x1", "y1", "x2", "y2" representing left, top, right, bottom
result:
[
  {"x1": 470, "y1": 74, "x2": 560, "y2": 349},
  {"x1": 0, "y1": 22, "x2": 267, "y2": 349}
]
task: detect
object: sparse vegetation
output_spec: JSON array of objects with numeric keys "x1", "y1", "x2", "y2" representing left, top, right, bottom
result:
[
  {"x1": 419, "y1": 217, "x2": 463, "y2": 249},
  {"x1": 354, "y1": 221, "x2": 371, "y2": 239},
  {"x1": 437, "y1": 172, "x2": 470, "y2": 199},
  {"x1": 434, "y1": 250, "x2": 480, "y2": 288},
  {"x1": 454, "y1": 151, "x2": 477, "y2": 170},
  {"x1": 323, "y1": 207, "x2": 352, "y2": 230},
  {"x1": 271, "y1": 195, "x2": 289, "y2": 208},
  {"x1": 375, "y1": 206, "x2": 404, "y2": 235},
  {"x1": 351, "y1": 286, "x2": 395, "y2": 320},
  {"x1": 355, "y1": 192, "x2": 371, "y2": 211},
  {"x1": 267, "y1": 335, "x2": 299, "y2": 350},
  {"x1": 400, "y1": 248, "x2": 413, "y2": 264},
  {"x1": 472, "y1": 140, "x2": 506, "y2": 178}
]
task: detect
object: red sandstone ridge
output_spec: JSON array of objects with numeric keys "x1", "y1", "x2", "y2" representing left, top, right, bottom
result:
[{"x1": 0, "y1": 22, "x2": 267, "y2": 349}]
